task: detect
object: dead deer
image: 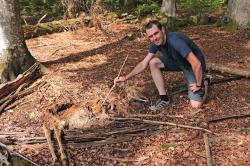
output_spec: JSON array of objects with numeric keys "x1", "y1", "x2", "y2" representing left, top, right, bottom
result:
[
  {"x1": 43, "y1": 99, "x2": 113, "y2": 165},
  {"x1": 116, "y1": 83, "x2": 149, "y2": 103}
]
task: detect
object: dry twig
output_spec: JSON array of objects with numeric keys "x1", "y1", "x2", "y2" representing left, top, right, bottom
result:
[
  {"x1": 110, "y1": 117, "x2": 213, "y2": 134},
  {"x1": 102, "y1": 54, "x2": 129, "y2": 104},
  {"x1": 129, "y1": 113, "x2": 184, "y2": 119},
  {"x1": 100, "y1": 155, "x2": 143, "y2": 162},
  {"x1": 207, "y1": 114, "x2": 250, "y2": 123},
  {"x1": 203, "y1": 133, "x2": 213, "y2": 166}
]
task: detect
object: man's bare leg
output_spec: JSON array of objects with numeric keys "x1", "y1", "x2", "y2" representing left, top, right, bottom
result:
[{"x1": 149, "y1": 58, "x2": 166, "y2": 95}]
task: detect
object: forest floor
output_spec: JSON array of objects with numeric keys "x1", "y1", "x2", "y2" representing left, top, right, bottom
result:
[{"x1": 0, "y1": 22, "x2": 249, "y2": 166}]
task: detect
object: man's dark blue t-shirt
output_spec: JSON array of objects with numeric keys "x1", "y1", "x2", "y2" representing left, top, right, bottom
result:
[{"x1": 148, "y1": 32, "x2": 206, "y2": 71}]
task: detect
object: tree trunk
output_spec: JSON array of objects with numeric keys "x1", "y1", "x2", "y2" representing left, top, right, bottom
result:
[
  {"x1": 161, "y1": 0, "x2": 176, "y2": 17},
  {"x1": 226, "y1": 0, "x2": 250, "y2": 28},
  {"x1": 0, "y1": 0, "x2": 36, "y2": 83},
  {"x1": 123, "y1": 0, "x2": 135, "y2": 10}
]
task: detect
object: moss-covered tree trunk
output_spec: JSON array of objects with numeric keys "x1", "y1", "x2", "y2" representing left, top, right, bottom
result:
[
  {"x1": 226, "y1": 0, "x2": 250, "y2": 28},
  {"x1": 0, "y1": 0, "x2": 36, "y2": 83}
]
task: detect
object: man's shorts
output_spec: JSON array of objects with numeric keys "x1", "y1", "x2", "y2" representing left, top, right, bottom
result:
[{"x1": 159, "y1": 55, "x2": 205, "y2": 102}]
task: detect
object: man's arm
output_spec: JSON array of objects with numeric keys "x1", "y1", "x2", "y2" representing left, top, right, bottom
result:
[
  {"x1": 186, "y1": 51, "x2": 203, "y2": 91},
  {"x1": 115, "y1": 53, "x2": 154, "y2": 83}
]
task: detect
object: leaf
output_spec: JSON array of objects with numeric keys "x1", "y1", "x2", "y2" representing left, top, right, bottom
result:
[{"x1": 162, "y1": 142, "x2": 176, "y2": 150}]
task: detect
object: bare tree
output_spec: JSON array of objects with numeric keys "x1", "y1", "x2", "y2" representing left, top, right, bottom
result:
[
  {"x1": 0, "y1": 0, "x2": 36, "y2": 83},
  {"x1": 226, "y1": 0, "x2": 250, "y2": 28},
  {"x1": 161, "y1": 0, "x2": 177, "y2": 17}
]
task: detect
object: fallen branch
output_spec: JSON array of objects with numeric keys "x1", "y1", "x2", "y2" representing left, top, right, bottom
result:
[
  {"x1": 129, "y1": 113, "x2": 185, "y2": 119},
  {"x1": 209, "y1": 76, "x2": 244, "y2": 84},
  {"x1": 69, "y1": 136, "x2": 133, "y2": 148},
  {"x1": 207, "y1": 63, "x2": 250, "y2": 78},
  {"x1": 207, "y1": 114, "x2": 250, "y2": 123},
  {"x1": 100, "y1": 155, "x2": 143, "y2": 162},
  {"x1": 0, "y1": 142, "x2": 38, "y2": 166},
  {"x1": 203, "y1": 134, "x2": 213, "y2": 166},
  {"x1": 0, "y1": 63, "x2": 41, "y2": 100},
  {"x1": 37, "y1": 14, "x2": 47, "y2": 24},
  {"x1": 110, "y1": 117, "x2": 213, "y2": 134},
  {"x1": 0, "y1": 80, "x2": 46, "y2": 113},
  {"x1": 0, "y1": 124, "x2": 164, "y2": 145},
  {"x1": 171, "y1": 76, "x2": 245, "y2": 95}
]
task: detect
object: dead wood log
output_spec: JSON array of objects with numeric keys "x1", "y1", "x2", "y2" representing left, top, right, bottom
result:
[
  {"x1": 207, "y1": 63, "x2": 250, "y2": 78},
  {"x1": 203, "y1": 134, "x2": 213, "y2": 166},
  {"x1": 0, "y1": 63, "x2": 45, "y2": 113},
  {"x1": 23, "y1": 17, "x2": 91, "y2": 39},
  {"x1": 110, "y1": 117, "x2": 213, "y2": 134},
  {"x1": 0, "y1": 80, "x2": 46, "y2": 113},
  {"x1": 0, "y1": 124, "x2": 162, "y2": 145},
  {"x1": 207, "y1": 114, "x2": 250, "y2": 123},
  {"x1": 0, "y1": 63, "x2": 41, "y2": 100}
]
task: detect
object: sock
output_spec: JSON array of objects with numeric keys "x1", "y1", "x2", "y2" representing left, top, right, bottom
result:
[{"x1": 160, "y1": 95, "x2": 169, "y2": 101}]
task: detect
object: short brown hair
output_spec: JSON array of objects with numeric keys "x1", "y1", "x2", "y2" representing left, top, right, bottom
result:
[{"x1": 144, "y1": 20, "x2": 162, "y2": 31}]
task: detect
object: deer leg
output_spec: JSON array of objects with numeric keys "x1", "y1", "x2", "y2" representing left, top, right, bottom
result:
[
  {"x1": 54, "y1": 127, "x2": 68, "y2": 165},
  {"x1": 43, "y1": 125, "x2": 57, "y2": 164}
]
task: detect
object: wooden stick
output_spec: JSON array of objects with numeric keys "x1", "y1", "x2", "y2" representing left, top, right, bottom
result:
[
  {"x1": 129, "y1": 113, "x2": 184, "y2": 119},
  {"x1": 110, "y1": 117, "x2": 213, "y2": 134},
  {"x1": 203, "y1": 134, "x2": 213, "y2": 166},
  {"x1": 102, "y1": 54, "x2": 129, "y2": 104},
  {"x1": 100, "y1": 155, "x2": 142, "y2": 162},
  {"x1": 37, "y1": 14, "x2": 47, "y2": 24},
  {"x1": 207, "y1": 114, "x2": 250, "y2": 123}
]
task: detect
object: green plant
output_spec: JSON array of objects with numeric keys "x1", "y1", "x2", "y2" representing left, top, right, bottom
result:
[
  {"x1": 247, "y1": 21, "x2": 250, "y2": 31},
  {"x1": 104, "y1": 0, "x2": 125, "y2": 10},
  {"x1": 179, "y1": 0, "x2": 227, "y2": 16},
  {"x1": 20, "y1": 0, "x2": 62, "y2": 15},
  {"x1": 162, "y1": 142, "x2": 176, "y2": 150},
  {"x1": 135, "y1": 1, "x2": 160, "y2": 17}
]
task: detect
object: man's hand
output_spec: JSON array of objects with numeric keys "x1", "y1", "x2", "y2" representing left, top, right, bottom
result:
[
  {"x1": 114, "y1": 76, "x2": 127, "y2": 84},
  {"x1": 189, "y1": 83, "x2": 201, "y2": 92}
]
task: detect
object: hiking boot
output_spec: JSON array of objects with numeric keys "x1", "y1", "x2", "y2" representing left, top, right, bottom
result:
[{"x1": 149, "y1": 99, "x2": 170, "y2": 111}]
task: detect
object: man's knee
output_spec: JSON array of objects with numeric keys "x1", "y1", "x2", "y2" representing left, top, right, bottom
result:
[
  {"x1": 190, "y1": 100, "x2": 202, "y2": 108},
  {"x1": 149, "y1": 58, "x2": 163, "y2": 69}
]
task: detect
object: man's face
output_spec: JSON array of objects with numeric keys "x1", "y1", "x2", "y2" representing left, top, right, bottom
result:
[{"x1": 146, "y1": 24, "x2": 165, "y2": 46}]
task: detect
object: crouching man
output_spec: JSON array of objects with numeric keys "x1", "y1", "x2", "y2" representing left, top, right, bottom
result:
[{"x1": 114, "y1": 20, "x2": 208, "y2": 111}]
